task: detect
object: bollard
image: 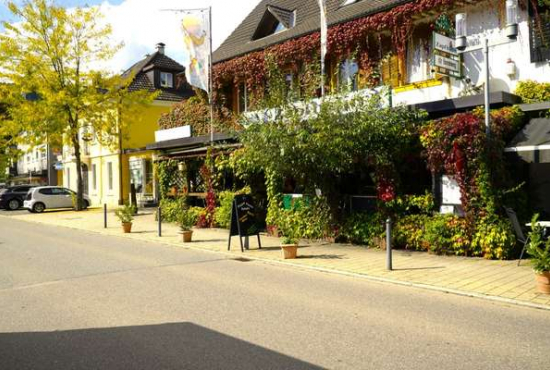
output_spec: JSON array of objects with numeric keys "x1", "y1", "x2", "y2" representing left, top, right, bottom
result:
[
  {"x1": 386, "y1": 217, "x2": 392, "y2": 271},
  {"x1": 158, "y1": 206, "x2": 162, "y2": 237},
  {"x1": 103, "y1": 204, "x2": 107, "y2": 229}
]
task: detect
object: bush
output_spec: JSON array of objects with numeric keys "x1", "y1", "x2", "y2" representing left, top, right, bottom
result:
[
  {"x1": 471, "y1": 216, "x2": 516, "y2": 259},
  {"x1": 393, "y1": 214, "x2": 430, "y2": 251},
  {"x1": 515, "y1": 80, "x2": 550, "y2": 104},
  {"x1": 422, "y1": 214, "x2": 469, "y2": 255},
  {"x1": 527, "y1": 214, "x2": 550, "y2": 273},
  {"x1": 340, "y1": 212, "x2": 384, "y2": 246},
  {"x1": 158, "y1": 197, "x2": 186, "y2": 223},
  {"x1": 271, "y1": 197, "x2": 333, "y2": 240},
  {"x1": 214, "y1": 187, "x2": 251, "y2": 229},
  {"x1": 385, "y1": 192, "x2": 435, "y2": 216}
]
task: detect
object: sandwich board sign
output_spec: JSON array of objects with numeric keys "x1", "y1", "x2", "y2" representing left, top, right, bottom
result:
[{"x1": 228, "y1": 194, "x2": 262, "y2": 252}]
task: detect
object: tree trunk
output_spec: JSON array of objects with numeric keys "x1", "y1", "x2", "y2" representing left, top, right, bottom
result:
[{"x1": 72, "y1": 134, "x2": 84, "y2": 211}]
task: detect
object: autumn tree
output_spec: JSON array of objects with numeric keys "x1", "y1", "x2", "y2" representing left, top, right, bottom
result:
[{"x1": 0, "y1": 0, "x2": 156, "y2": 209}]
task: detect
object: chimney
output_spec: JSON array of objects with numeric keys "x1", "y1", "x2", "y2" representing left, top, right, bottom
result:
[{"x1": 156, "y1": 42, "x2": 165, "y2": 55}]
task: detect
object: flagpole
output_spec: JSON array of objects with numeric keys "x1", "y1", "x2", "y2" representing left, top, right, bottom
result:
[{"x1": 209, "y1": 6, "x2": 214, "y2": 146}]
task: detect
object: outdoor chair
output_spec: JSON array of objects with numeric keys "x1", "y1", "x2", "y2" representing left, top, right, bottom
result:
[{"x1": 504, "y1": 207, "x2": 529, "y2": 266}]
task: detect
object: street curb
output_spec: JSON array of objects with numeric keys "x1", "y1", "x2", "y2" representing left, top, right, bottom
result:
[{"x1": 3, "y1": 213, "x2": 550, "y2": 312}]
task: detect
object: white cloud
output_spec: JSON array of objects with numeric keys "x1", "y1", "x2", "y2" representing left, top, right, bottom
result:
[{"x1": 98, "y1": 0, "x2": 261, "y2": 73}]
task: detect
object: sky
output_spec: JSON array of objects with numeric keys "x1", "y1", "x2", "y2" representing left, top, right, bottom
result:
[{"x1": 0, "y1": 0, "x2": 261, "y2": 72}]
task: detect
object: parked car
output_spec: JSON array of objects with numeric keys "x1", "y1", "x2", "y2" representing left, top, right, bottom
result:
[
  {"x1": 23, "y1": 186, "x2": 90, "y2": 213},
  {"x1": 0, "y1": 185, "x2": 36, "y2": 210}
]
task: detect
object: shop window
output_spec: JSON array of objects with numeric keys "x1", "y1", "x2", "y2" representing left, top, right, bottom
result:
[
  {"x1": 339, "y1": 58, "x2": 359, "y2": 91},
  {"x1": 407, "y1": 36, "x2": 432, "y2": 83}
]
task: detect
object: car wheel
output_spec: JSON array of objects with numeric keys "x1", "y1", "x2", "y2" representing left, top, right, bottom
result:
[
  {"x1": 32, "y1": 202, "x2": 46, "y2": 213},
  {"x1": 7, "y1": 199, "x2": 20, "y2": 211}
]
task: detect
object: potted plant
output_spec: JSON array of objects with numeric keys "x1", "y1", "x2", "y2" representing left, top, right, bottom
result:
[
  {"x1": 115, "y1": 204, "x2": 135, "y2": 233},
  {"x1": 527, "y1": 214, "x2": 550, "y2": 294},
  {"x1": 279, "y1": 216, "x2": 299, "y2": 259},
  {"x1": 178, "y1": 209, "x2": 196, "y2": 243}
]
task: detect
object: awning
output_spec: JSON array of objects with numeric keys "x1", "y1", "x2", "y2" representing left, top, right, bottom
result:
[
  {"x1": 146, "y1": 132, "x2": 237, "y2": 155},
  {"x1": 505, "y1": 118, "x2": 550, "y2": 163}
]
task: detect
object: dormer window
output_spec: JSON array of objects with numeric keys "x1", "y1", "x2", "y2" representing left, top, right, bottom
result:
[
  {"x1": 160, "y1": 72, "x2": 173, "y2": 88},
  {"x1": 342, "y1": 0, "x2": 359, "y2": 6},
  {"x1": 253, "y1": 6, "x2": 295, "y2": 40}
]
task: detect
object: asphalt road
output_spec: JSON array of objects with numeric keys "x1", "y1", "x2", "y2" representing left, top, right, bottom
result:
[{"x1": 0, "y1": 215, "x2": 549, "y2": 370}]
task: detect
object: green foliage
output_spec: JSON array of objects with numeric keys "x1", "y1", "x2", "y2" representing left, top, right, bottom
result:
[
  {"x1": 470, "y1": 216, "x2": 515, "y2": 259},
  {"x1": 115, "y1": 204, "x2": 136, "y2": 224},
  {"x1": 423, "y1": 214, "x2": 469, "y2": 255},
  {"x1": 393, "y1": 214, "x2": 430, "y2": 251},
  {"x1": 177, "y1": 209, "x2": 197, "y2": 231},
  {"x1": 156, "y1": 160, "x2": 180, "y2": 199},
  {"x1": 0, "y1": 0, "x2": 157, "y2": 209},
  {"x1": 515, "y1": 80, "x2": 550, "y2": 104},
  {"x1": 158, "y1": 197, "x2": 186, "y2": 223},
  {"x1": 271, "y1": 196, "x2": 333, "y2": 241},
  {"x1": 527, "y1": 214, "x2": 550, "y2": 273},
  {"x1": 385, "y1": 192, "x2": 435, "y2": 216},
  {"x1": 340, "y1": 212, "x2": 384, "y2": 246},
  {"x1": 214, "y1": 187, "x2": 251, "y2": 229}
]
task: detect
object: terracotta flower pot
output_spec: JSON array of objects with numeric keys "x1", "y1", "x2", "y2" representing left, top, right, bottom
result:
[
  {"x1": 535, "y1": 271, "x2": 550, "y2": 294},
  {"x1": 181, "y1": 230, "x2": 193, "y2": 243},
  {"x1": 281, "y1": 244, "x2": 298, "y2": 259},
  {"x1": 122, "y1": 222, "x2": 132, "y2": 233}
]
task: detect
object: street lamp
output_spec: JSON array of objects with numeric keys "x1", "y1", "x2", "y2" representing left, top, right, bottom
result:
[{"x1": 455, "y1": 0, "x2": 519, "y2": 137}]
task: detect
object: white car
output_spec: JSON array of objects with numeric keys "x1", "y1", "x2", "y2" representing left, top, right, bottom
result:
[{"x1": 23, "y1": 186, "x2": 90, "y2": 213}]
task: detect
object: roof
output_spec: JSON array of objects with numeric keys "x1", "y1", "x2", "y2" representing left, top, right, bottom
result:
[
  {"x1": 122, "y1": 51, "x2": 193, "y2": 102},
  {"x1": 213, "y1": 0, "x2": 412, "y2": 63}
]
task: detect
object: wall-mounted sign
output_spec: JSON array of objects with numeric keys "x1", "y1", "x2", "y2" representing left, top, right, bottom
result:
[
  {"x1": 432, "y1": 32, "x2": 462, "y2": 79},
  {"x1": 433, "y1": 33, "x2": 458, "y2": 55},
  {"x1": 441, "y1": 175, "x2": 462, "y2": 205},
  {"x1": 154, "y1": 125, "x2": 191, "y2": 143}
]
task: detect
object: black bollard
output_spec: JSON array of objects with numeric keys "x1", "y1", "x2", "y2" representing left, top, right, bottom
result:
[
  {"x1": 158, "y1": 206, "x2": 162, "y2": 237},
  {"x1": 386, "y1": 217, "x2": 392, "y2": 271},
  {"x1": 104, "y1": 204, "x2": 107, "y2": 229}
]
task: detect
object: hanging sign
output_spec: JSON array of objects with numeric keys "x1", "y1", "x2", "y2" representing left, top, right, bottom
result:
[
  {"x1": 432, "y1": 32, "x2": 462, "y2": 79},
  {"x1": 228, "y1": 194, "x2": 262, "y2": 252}
]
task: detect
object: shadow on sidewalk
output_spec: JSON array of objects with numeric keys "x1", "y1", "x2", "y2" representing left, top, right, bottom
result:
[
  {"x1": 392, "y1": 266, "x2": 446, "y2": 271},
  {"x1": 297, "y1": 254, "x2": 346, "y2": 260},
  {"x1": 0, "y1": 322, "x2": 322, "y2": 370}
]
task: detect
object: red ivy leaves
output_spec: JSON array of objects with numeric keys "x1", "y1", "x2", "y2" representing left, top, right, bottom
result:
[{"x1": 213, "y1": 0, "x2": 458, "y2": 102}]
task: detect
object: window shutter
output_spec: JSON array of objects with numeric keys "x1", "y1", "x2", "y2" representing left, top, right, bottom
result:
[{"x1": 381, "y1": 55, "x2": 403, "y2": 87}]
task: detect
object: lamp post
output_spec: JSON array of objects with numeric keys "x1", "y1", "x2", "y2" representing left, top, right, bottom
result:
[{"x1": 455, "y1": 0, "x2": 519, "y2": 138}]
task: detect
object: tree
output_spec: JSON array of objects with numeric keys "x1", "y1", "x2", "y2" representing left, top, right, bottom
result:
[{"x1": 0, "y1": 0, "x2": 156, "y2": 209}]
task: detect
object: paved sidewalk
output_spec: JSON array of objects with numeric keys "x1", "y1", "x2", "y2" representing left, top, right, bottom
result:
[{"x1": 3, "y1": 208, "x2": 549, "y2": 310}]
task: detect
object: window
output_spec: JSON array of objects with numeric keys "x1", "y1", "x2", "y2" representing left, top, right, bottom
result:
[
  {"x1": 108, "y1": 162, "x2": 113, "y2": 191},
  {"x1": 342, "y1": 0, "x2": 359, "y2": 6},
  {"x1": 529, "y1": 2, "x2": 550, "y2": 63},
  {"x1": 273, "y1": 21, "x2": 286, "y2": 34},
  {"x1": 39, "y1": 188, "x2": 53, "y2": 195},
  {"x1": 339, "y1": 59, "x2": 359, "y2": 91},
  {"x1": 66, "y1": 168, "x2": 71, "y2": 188},
  {"x1": 160, "y1": 72, "x2": 173, "y2": 88},
  {"x1": 92, "y1": 164, "x2": 97, "y2": 191},
  {"x1": 252, "y1": 6, "x2": 294, "y2": 40},
  {"x1": 238, "y1": 83, "x2": 249, "y2": 113},
  {"x1": 407, "y1": 36, "x2": 432, "y2": 83}
]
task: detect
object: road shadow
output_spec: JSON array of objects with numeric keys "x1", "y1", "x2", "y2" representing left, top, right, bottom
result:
[{"x1": 0, "y1": 322, "x2": 323, "y2": 370}]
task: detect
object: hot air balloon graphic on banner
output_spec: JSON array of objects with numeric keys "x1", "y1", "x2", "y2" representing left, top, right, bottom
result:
[{"x1": 181, "y1": 11, "x2": 210, "y2": 93}]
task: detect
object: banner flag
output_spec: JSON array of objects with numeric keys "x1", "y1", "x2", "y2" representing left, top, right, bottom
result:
[
  {"x1": 181, "y1": 11, "x2": 210, "y2": 93},
  {"x1": 317, "y1": 0, "x2": 327, "y2": 95}
]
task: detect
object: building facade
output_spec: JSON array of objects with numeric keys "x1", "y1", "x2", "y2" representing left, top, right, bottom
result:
[{"x1": 62, "y1": 43, "x2": 193, "y2": 207}]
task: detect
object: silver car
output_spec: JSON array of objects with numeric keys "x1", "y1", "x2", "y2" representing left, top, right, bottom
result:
[{"x1": 23, "y1": 186, "x2": 90, "y2": 213}]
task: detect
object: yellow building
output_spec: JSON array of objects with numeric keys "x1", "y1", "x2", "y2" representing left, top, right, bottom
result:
[{"x1": 62, "y1": 43, "x2": 193, "y2": 207}]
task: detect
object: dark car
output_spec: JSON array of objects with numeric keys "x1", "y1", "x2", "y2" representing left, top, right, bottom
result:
[{"x1": 0, "y1": 185, "x2": 35, "y2": 210}]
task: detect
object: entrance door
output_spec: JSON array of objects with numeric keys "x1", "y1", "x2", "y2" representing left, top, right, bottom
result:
[{"x1": 81, "y1": 164, "x2": 89, "y2": 195}]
